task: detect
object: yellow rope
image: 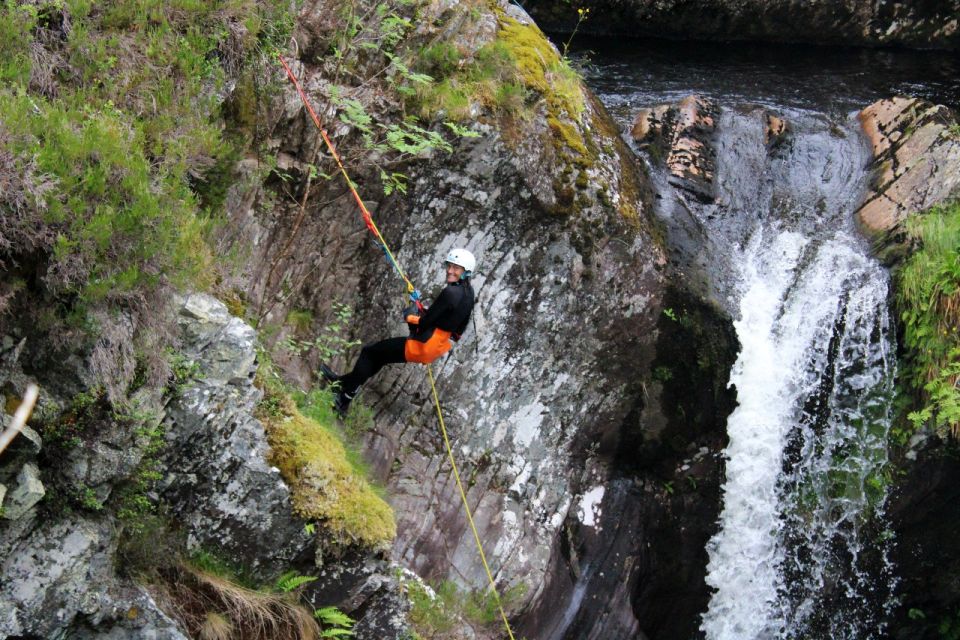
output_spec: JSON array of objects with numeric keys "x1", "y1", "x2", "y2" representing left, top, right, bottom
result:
[{"x1": 427, "y1": 365, "x2": 517, "y2": 640}]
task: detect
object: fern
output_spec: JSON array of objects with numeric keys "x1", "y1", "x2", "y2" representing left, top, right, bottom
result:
[
  {"x1": 275, "y1": 571, "x2": 318, "y2": 593},
  {"x1": 316, "y1": 606, "x2": 356, "y2": 638}
]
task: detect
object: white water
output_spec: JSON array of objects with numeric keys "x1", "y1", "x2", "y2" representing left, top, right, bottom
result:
[{"x1": 700, "y1": 113, "x2": 897, "y2": 640}]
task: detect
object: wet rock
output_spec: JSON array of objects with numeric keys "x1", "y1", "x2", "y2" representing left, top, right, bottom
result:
[
  {"x1": 522, "y1": 0, "x2": 960, "y2": 50},
  {"x1": 631, "y1": 95, "x2": 719, "y2": 202},
  {"x1": 517, "y1": 284, "x2": 736, "y2": 640},
  {"x1": 855, "y1": 97, "x2": 960, "y2": 263},
  {"x1": 888, "y1": 441, "x2": 960, "y2": 640},
  {"x1": 629, "y1": 104, "x2": 671, "y2": 143},
  {"x1": 2, "y1": 462, "x2": 44, "y2": 520}
]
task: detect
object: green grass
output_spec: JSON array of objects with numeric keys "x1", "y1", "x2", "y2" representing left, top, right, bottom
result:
[
  {"x1": 0, "y1": 0, "x2": 292, "y2": 331},
  {"x1": 294, "y1": 387, "x2": 378, "y2": 482},
  {"x1": 895, "y1": 201, "x2": 960, "y2": 440}
]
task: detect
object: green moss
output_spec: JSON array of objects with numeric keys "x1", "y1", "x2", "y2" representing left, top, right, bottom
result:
[
  {"x1": 496, "y1": 15, "x2": 587, "y2": 145},
  {"x1": 619, "y1": 200, "x2": 640, "y2": 223},
  {"x1": 495, "y1": 17, "x2": 556, "y2": 93},
  {"x1": 575, "y1": 171, "x2": 589, "y2": 190},
  {"x1": 412, "y1": 38, "x2": 527, "y2": 120},
  {"x1": 547, "y1": 115, "x2": 588, "y2": 157},
  {"x1": 257, "y1": 389, "x2": 396, "y2": 548}
]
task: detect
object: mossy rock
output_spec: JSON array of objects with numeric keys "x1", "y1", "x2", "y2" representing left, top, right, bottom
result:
[{"x1": 259, "y1": 393, "x2": 396, "y2": 548}]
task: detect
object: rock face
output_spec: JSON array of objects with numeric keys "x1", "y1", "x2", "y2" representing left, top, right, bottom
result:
[
  {"x1": 523, "y1": 0, "x2": 960, "y2": 49},
  {"x1": 159, "y1": 294, "x2": 311, "y2": 578},
  {"x1": 363, "y1": 120, "x2": 666, "y2": 618},
  {"x1": 887, "y1": 440, "x2": 960, "y2": 640},
  {"x1": 0, "y1": 512, "x2": 188, "y2": 638},
  {"x1": 0, "y1": 294, "x2": 411, "y2": 638},
  {"x1": 159, "y1": 294, "x2": 411, "y2": 639},
  {"x1": 1, "y1": 335, "x2": 183, "y2": 637},
  {"x1": 855, "y1": 97, "x2": 960, "y2": 262}
]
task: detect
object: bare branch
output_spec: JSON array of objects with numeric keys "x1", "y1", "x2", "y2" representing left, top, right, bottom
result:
[{"x1": 0, "y1": 383, "x2": 39, "y2": 456}]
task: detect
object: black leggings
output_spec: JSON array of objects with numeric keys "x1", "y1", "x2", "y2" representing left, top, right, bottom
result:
[{"x1": 338, "y1": 336, "x2": 407, "y2": 395}]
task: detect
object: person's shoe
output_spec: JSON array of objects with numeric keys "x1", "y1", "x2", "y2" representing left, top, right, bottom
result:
[
  {"x1": 333, "y1": 390, "x2": 354, "y2": 419},
  {"x1": 319, "y1": 363, "x2": 339, "y2": 387}
]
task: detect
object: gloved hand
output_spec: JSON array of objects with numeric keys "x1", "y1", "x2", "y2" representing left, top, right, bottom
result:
[
  {"x1": 402, "y1": 302, "x2": 420, "y2": 321},
  {"x1": 403, "y1": 302, "x2": 421, "y2": 336}
]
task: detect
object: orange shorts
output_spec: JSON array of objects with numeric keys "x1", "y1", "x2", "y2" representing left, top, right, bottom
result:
[{"x1": 405, "y1": 329, "x2": 453, "y2": 364}]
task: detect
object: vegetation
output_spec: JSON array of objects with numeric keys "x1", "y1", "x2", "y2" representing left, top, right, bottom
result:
[
  {"x1": 408, "y1": 3, "x2": 589, "y2": 157},
  {"x1": 156, "y1": 562, "x2": 326, "y2": 639},
  {"x1": 120, "y1": 521, "x2": 356, "y2": 639},
  {"x1": 894, "y1": 201, "x2": 960, "y2": 440},
  {"x1": 255, "y1": 352, "x2": 395, "y2": 548},
  {"x1": 411, "y1": 38, "x2": 530, "y2": 121},
  {"x1": 0, "y1": 0, "x2": 293, "y2": 394},
  {"x1": 36, "y1": 386, "x2": 161, "y2": 520},
  {"x1": 405, "y1": 577, "x2": 526, "y2": 639},
  {"x1": 281, "y1": 302, "x2": 361, "y2": 363}
]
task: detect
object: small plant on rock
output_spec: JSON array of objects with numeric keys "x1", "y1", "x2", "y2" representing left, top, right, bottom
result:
[{"x1": 315, "y1": 606, "x2": 356, "y2": 638}]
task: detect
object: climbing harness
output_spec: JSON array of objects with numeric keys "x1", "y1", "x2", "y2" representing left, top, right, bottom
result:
[{"x1": 278, "y1": 55, "x2": 517, "y2": 640}]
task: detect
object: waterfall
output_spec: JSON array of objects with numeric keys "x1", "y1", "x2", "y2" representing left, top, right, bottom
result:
[
  {"x1": 569, "y1": 39, "x2": 960, "y2": 640},
  {"x1": 700, "y1": 113, "x2": 897, "y2": 640}
]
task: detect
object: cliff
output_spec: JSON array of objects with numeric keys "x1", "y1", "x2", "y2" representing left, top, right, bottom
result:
[{"x1": 522, "y1": 0, "x2": 960, "y2": 50}]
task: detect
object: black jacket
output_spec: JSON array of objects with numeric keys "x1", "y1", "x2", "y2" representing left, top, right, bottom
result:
[{"x1": 410, "y1": 280, "x2": 474, "y2": 342}]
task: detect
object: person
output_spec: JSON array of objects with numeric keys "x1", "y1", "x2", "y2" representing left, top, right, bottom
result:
[{"x1": 321, "y1": 248, "x2": 476, "y2": 417}]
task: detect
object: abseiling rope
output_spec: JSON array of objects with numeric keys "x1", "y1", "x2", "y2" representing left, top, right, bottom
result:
[
  {"x1": 426, "y1": 365, "x2": 517, "y2": 640},
  {"x1": 278, "y1": 54, "x2": 517, "y2": 640},
  {"x1": 278, "y1": 54, "x2": 415, "y2": 296}
]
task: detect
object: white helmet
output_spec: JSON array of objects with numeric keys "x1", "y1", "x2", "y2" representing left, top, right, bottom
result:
[{"x1": 444, "y1": 247, "x2": 476, "y2": 276}]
